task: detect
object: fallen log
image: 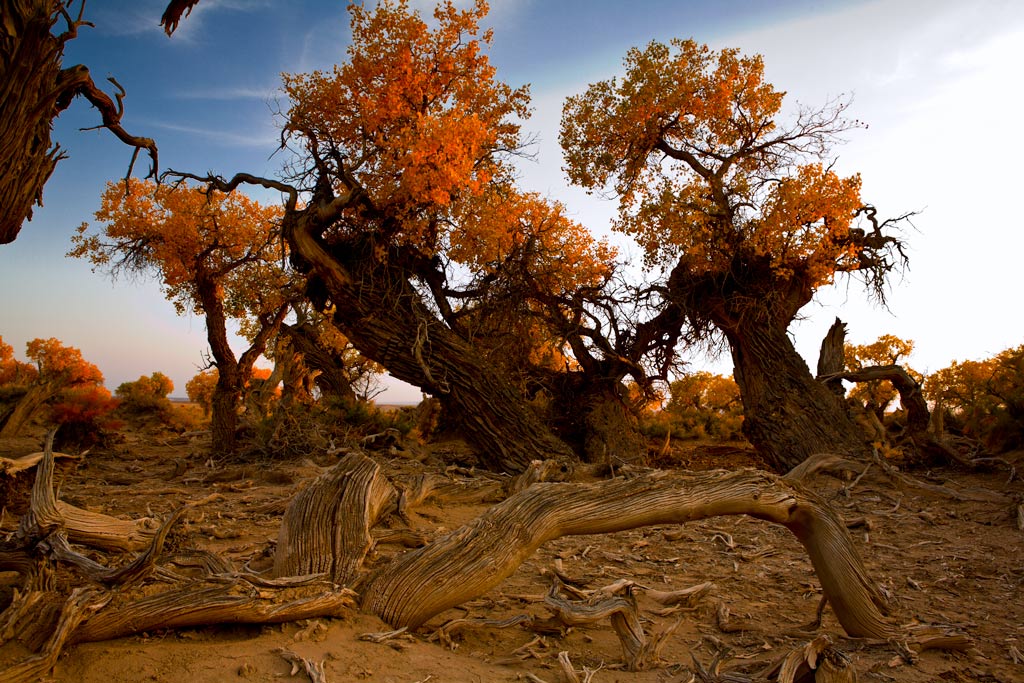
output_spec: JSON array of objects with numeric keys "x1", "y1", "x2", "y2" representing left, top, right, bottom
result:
[{"x1": 361, "y1": 467, "x2": 894, "y2": 638}]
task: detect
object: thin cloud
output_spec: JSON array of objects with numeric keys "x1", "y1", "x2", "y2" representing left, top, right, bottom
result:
[
  {"x1": 174, "y1": 85, "x2": 282, "y2": 101},
  {"x1": 96, "y1": 0, "x2": 275, "y2": 42},
  {"x1": 147, "y1": 120, "x2": 276, "y2": 148}
]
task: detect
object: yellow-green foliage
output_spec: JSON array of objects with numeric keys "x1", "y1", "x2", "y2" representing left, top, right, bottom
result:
[
  {"x1": 645, "y1": 372, "x2": 744, "y2": 441},
  {"x1": 925, "y1": 344, "x2": 1024, "y2": 451}
]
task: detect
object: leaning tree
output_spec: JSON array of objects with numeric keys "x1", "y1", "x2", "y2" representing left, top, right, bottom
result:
[{"x1": 561, "y1": 39, "x2": 913, "y2": 471}]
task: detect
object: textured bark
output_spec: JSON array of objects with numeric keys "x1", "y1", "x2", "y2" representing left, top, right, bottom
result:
[
  {"x1": 0, "y1": 0, "x2": 67, "y2": 244},
  {"x1": 68, "y1": 582, "x2": 356, "y2": 646},
  {"x1": 552, "y1": 375, "x2": 647, "y2": 464},
  {"x1": 281, "y1": 322, "x2": 357, "y2": 405},
  {"x1": 289, "y1": 224, "x2": 575, "y2": 473},
  {"x1": 0, "y1": 0, "x2": 157, "y2": 244},
  {"x1": 817, "y1": 317, "x2": 849, "y2": 399},
  {"x1": 360, "y1": 468, "x2": 893, "y2": 638},
  {"x1": 273, "y1": 452, "x2": 396, "y2": 584},
  {"x1": 196, "y1": 269, "x2": 287, "y2": 455},
  {"x1": 0, "y1": 384, "x2": 54, "y2": 437},
  {"x1": 15, "y1": 434, "x2": 155, "y2": 552},
  {"x1": 727, "y1": 319, "x2": 869, "y2": 472}
]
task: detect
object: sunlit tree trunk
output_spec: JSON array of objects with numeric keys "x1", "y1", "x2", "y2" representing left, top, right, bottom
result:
[
  {"x1": 0, "y1": 385, "x2": 54, "y2": 438},
  {"x1": 1, "y1": 1, "x2": 156, "y2": 244},
  {"x1": 195, "y1": 271, "x2": 287, "y2": 455},
  {"x1": 1, "y1": 0, "x2": 66, "y2": 244}
]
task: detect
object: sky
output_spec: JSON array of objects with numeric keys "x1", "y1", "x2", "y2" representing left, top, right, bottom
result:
[{"x1": 2, "y1": 0, "x2": 1023, "y2": 402}]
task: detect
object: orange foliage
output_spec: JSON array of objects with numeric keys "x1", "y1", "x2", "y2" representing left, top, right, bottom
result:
[
  {"x1": 449, "y1": 188, "x2": 616, "y2": 293},
  {"x1": 50, "y1": 384, "x2": 119, "y2": 428},
  {"x1": 281, "y1": 0, "x2": 530, "y2": 249},
  {"x1": 660, "y1": 372, "x2": 743, "y2": 440},
  {"x1": 70, "y1": 178, "x2": 287, "y2": 318},
  {"x1": 25, "y1": 337, "x2": 104, "y2": 388},
  {"x1": 561, "y1": 38, "x2": 865, "y2": 288},
  {"x1": 0, "y1": 335, "x2": 37, "y2": 385}
]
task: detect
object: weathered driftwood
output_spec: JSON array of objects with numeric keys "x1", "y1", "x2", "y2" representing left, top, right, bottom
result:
[
  {"x1": 15, "y1": 433, "x2": 155, "y2": 552},
  {"x1": 361, "y1": 467, "x2": 894, "y2": 638},
  {"x1": 0, "y1": 450, "x2": 80, "y2": 476},
  {"x1": 273, "y1": 451, "x2": 397, "y2": 584},
  {"x1": 69, "y1": 581, "x2": 357, "y2": 645},
  {"x1": 4, "y1": 445, "x2": 965, "y2": 682}
]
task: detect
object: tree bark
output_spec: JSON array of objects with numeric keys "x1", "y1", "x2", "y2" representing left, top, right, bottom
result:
[
  {"x1": 551, "y1": 374, "x2": 647, "y2": 464},
  {"x1": 1, "y1": 1, "x2": 157, "y2": 245},
  {"x1": 0, "y1": 384, "x2": 54, "y2": 438},
  {"x1": 726, "y1": 318, "x2": 869, "y2": 472},
  {"x1": 273, "y1": 452, "x2": 396, "y2": 584},
  {"x1": 289, "y1": 223, "x2": 575, "y2": 473},
  {"x1": 360, "y1": 467, "x2": 893, "y2": 638},
  {"x1": 817, "y1": 317, "x2": 848, "y2": 400},
  {"x1": 281, "y1": 322, "x2": 357, "y2": 406}
]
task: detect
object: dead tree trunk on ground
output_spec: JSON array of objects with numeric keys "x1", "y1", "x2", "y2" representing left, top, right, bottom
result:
[
  {"x1": 359, "y1": 465, "x2": 892, "y2": 636},
  {"x1": 3, "y1": 440, "x2": 977, "y2": 682}
]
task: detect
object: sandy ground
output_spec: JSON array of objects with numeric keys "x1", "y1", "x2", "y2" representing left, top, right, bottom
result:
[{"x1": 1, "y1": 429, "x2": 1022, "y2": 683}]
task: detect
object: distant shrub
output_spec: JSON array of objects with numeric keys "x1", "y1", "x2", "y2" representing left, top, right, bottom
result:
[{"x1": 116, "y1": 372, "x2": 175, "y2": 419}]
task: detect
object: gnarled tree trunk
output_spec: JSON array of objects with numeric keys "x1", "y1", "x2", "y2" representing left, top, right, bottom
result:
[
  {"x1": 359, "y1": 464, "x2": 893, "y2": 637},
  {"x1": 727, "y1": 318, "x2": 869, "y2": 472},
  {"x1": 289, "y1": 226, "x2": 575, "y2": 473},
  {"x1": 1, "y1": 1, "x2": 157, "y2": 244}
]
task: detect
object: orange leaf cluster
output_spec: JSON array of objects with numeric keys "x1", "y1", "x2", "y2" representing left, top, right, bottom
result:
[
  {"x1": 70, "y1": 178, "x2": 288, "y2": 319},
  {"x1": 561, "y1": 38, "x2": 866, "y2": 290},
  {"x1": 282, "y1": 0, "x2": 529, "y2": 248},
  {"x1": 24, "y1": 337, "x2": 104, "y2": 387},
  {"x1": 448, "y1": 188, "x2": 616, "y2": 294}
]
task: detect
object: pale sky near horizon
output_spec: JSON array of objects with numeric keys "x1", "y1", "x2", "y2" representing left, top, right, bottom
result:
[{"x1": 1, "y1": 0, "x2": 1022, "y2": 402}]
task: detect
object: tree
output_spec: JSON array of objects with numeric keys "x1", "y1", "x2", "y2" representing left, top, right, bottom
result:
[
  {"x1": 925, "y1": 346, "x2": 1024, "y2": 450},
  {"x1": 1, "y1": 0, "x2": 157, "y2": 244},
  {"x1": 177, "y1": 0, "x2": 617, "y2": 471},
  {"x1": 0, "y1": 337, "x2": 104, "y2": 437},
  {"x1": 560, "y1": 38, "x2": 911, "y2": 471},
  {"x1": 185, "y1": 369, "x2": 217, "y2": 417},
  {"x1": 663, "y1": 372, "x2": 744, "y2": 440},
  {"x1": 69, "y1": 178, "x2": 291, "y2": 454},
  {"x1": 116, "y1": 372, "x2": 174, "y2": 413},
  {"x1": 845, "y1": 334, "x2": 921, "y2": 418}
]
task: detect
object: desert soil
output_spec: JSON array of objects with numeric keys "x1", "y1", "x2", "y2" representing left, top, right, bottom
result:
[{"x1": 1, "y1": 429, "x2": 1022, "y2": 683}]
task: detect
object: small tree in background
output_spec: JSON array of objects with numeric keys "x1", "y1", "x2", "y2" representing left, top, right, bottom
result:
[
  {"x1": 186, "y1": 369, "x2": 218, "y2": 418},
  {"x1": 116, "y1": 371, "x2": 175, "y2": 417},
  {"x1": 0, "y1": 337, "x2": 105, "y2": 438},
  {"x1": 661, "y1": 372, "x2": 744, "y2": 441},
  {"x1": 71, "y1": 179, "x2": 292, "y2": 454},
  {"x1": 925, "y1": 345, "x2": 1024, "y2": 451},
  {"x1": 845, "y1": 335, "x2": 922, "y2": 419}
]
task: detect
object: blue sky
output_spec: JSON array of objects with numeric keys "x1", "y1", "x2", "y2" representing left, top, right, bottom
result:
[{"x1": 2, "y1": 0, "x2": 1022, "y2": 401}]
